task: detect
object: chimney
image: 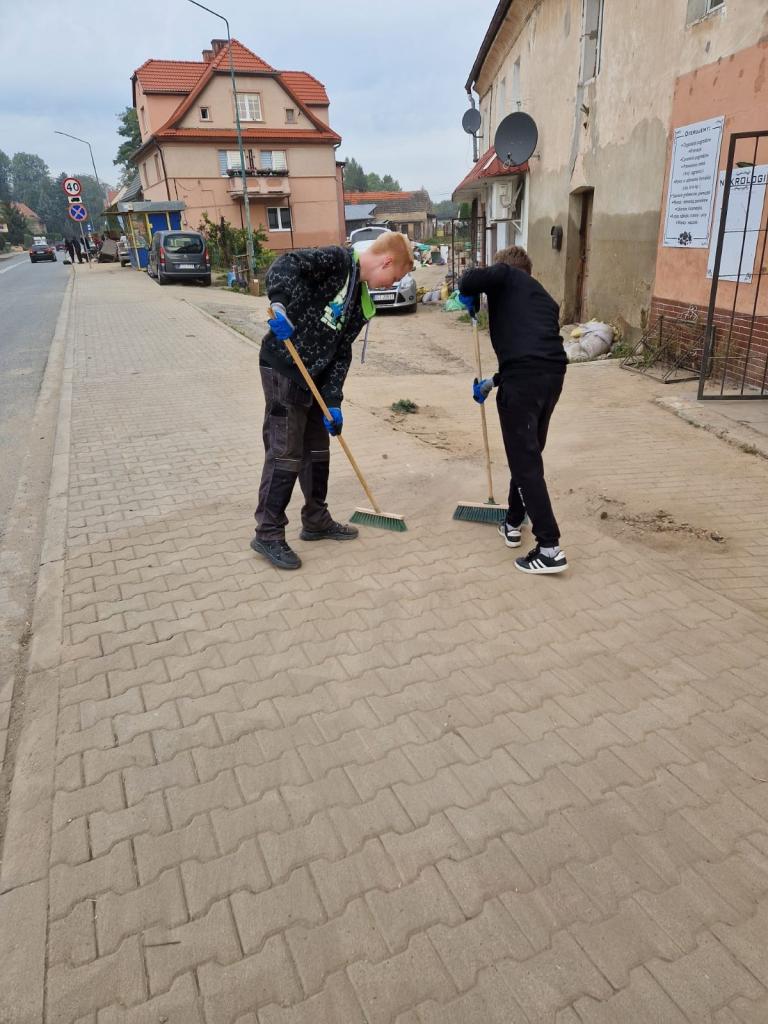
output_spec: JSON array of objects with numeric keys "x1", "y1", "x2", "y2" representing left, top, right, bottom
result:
[
  {"x1": 211, "y1": 39, "x2": 227, "y2": 54},
  {"x1": 202, "y1": 49, "x2": 214, "y2": 62}
]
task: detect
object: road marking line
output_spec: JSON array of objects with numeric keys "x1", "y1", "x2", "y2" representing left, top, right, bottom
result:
[{"x1": 0, "y1": 260, "x2": 27, "y2": 275}]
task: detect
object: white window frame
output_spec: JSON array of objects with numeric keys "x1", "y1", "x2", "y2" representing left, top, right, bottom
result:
[
  {"x1": 199, "y1": 105, "x2": 211, "y2": 121},
  {"x1": 221, "y1": 149, "x2": 254, "y2": 174},
  {"x1": 579, "y1": 0, "x2": 605, "y2": 85},
  {"x1": 259, "y1": 150, "x2": 287, "y2": 172},
  {"x1": 267, "y1": 207, "x2": 292, "y2": 231},
  {"x1": 236, "y1": 92, "x2": 262, "y2": 122},
  {"x1": 285, "y1": 107, "x2": 296, "y2": 123}
]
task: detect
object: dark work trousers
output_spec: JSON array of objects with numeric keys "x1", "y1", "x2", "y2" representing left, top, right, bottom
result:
[
  {"x1": 254, "y1": 365, "x2": 335, "y2": 540},
  {"x1": 496, "y1": 372, "x2": 564, "y2": 548}
]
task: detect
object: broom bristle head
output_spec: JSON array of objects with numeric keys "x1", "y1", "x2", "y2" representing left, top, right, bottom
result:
[
  {"x1": 349, "y1": 508, "x2": 407, "y2": 532},
  {"x1": 453, "y1": 502, "x2": 508, "y2": 523}
]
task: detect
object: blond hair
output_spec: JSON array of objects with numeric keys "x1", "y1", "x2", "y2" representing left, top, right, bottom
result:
[{"x1": 368, "y1": 231, "x2": 413, "y2": 273}]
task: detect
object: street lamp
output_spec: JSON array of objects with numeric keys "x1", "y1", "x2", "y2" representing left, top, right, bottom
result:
[
  {"x1": 54, "y1": 130, "x2": 105, "y2": 227},
  {"x1": 186, "y1": 0, "x2": 256, "y2": 278}
]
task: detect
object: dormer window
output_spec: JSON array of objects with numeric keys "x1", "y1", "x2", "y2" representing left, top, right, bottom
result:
[
  {"x1": 200, "y1": 106, "x2": 211, "y2": 121},
  {"x1": 285, "y1": 108, "x2": 296, "y2": 124}
]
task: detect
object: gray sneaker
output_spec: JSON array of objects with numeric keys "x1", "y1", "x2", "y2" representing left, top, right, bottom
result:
[
  {"x1": 250, "y1": 537, "x2": 302, "y2": 570},
  {"x1": 498, "y1": 520, "x2": 522, "y2": 548},
  {"x1": 299, "y1": 521, "x2": 359, "y2": 542}
]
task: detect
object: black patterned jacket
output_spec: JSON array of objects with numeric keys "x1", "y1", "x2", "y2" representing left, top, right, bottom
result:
[{"x1": 261, "y1": 246, "x2": 372, "y2": 406}]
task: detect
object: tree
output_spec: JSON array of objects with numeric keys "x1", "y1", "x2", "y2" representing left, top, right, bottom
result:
[
  {"x1": 114, "y1": 107, "x2": 141, "y2": 183},
  {"x1": 0, "y1": 150, "x2": 10, "y2": 203},
  {"x1": 1, "y1": 202, "x2": 28, "y2": 245},
  {"x1": 341, "y1": 157, "x2": 402, "y2": 193},
  {"x1": 433, "y1": 199, "x2": 459, "y2": 218},
  {"x1": 380, "y1": 174, "x2": 401, "y2": 192},
  {"x1": 10, "y1": 152, "x2": 51, "y2": 212},
  {"x1": 343, "y1": 157, "x2": 367, "y2": 192}
]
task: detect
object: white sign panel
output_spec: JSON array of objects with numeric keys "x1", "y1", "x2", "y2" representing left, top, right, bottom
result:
[
  {"x1": 663, "y1": 116, "x2": 724, "y2": 248},
  {"x1": 707, "y1": 164, "x2": 768, "y2": 284}
]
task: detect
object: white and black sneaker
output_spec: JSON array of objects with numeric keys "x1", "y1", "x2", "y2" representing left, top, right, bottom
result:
[
  {"x1": 515, "y1": 545, "x2": 568, "y2": 575},
  {"x1": 498, "y1": 520, "x2": 523, "y2": 548}
]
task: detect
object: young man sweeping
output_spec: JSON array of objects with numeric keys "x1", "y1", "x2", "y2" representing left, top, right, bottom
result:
[
  {"x1": 252, "y1": 231, "x2": 413, "y2": 570},
  {"x1": 458, "y1": 245, "x2": 568, "y2": 574}
]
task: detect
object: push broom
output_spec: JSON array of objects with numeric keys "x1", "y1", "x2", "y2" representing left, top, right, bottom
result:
[
  {"x1": 269, "y1": 310, "x2": 406, "y2": 532},
  {"x1": 453, "y1": 313, "x2": 508, "y2": 524}
]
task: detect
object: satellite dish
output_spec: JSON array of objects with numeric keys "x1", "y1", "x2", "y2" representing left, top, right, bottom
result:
[
  {"x1": 462, "y1": 107, "x2": 481, "y2": 136},
  {"x1": 494, "y1": 112, "x2": 538, "y2": 167}
]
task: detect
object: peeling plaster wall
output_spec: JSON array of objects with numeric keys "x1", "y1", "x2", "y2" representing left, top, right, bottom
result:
[{"x1": 471, "y1": 0, "x2": 768, "y2": 337}]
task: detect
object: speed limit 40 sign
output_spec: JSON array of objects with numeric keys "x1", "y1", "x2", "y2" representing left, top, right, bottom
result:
[{"x1": 62, "y1": 177, "x2": 82, "y2": 197}]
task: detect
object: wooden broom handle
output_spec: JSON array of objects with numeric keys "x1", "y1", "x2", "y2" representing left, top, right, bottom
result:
[
  {"x1": 282, "y1": 337, "x2": 382, "y2": 514},
  {"x1": 472, "y1": 318, "x2": 496, "y2": 504}
]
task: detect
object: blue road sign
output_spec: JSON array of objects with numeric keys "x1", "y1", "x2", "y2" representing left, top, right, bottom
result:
[
  {"x1": 86, "y1": 223, "x2": 93, "y2": 231},
  {"x1": 68, "y1": 203, "x2": 88, "y2": 222}
]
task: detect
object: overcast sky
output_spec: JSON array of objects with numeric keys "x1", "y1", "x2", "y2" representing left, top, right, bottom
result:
[{"x1": 0, "y1": 0, "x2": 497, "y2": 200}]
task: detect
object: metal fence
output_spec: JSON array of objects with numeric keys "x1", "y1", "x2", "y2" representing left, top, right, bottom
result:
[{"x1": 698, "y1": 130, "x2": 768, "y2": 399}]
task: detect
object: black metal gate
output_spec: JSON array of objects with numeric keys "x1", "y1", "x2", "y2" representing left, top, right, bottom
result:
[
  {"x1": 449, "y1": 215, "x2": 486, "y2": 286},
  {"x1": 698, "y1": 130, "x2": 768, "y2": 399}
]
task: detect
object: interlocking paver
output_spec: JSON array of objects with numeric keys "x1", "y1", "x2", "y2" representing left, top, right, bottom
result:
[{"x1": 14, "y1": 265, "x2": 768, "y2": 1024}]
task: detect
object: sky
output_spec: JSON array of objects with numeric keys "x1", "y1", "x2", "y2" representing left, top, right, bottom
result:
[{"x1": 0, "y1": 0, "x2": 498, "y2": 201}]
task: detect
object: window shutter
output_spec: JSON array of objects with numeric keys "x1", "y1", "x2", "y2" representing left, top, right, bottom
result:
[{"x1": 218, "y1": 150, "x2": 228, "y2": 175}]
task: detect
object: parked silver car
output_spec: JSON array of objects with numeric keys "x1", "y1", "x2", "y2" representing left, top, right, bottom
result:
[
  {"x1": 148, "y1": 230, "x2": 211, "y2": 286},
  {"x1": 349, "y1": 227, "x2": 417, "y2": 312}
]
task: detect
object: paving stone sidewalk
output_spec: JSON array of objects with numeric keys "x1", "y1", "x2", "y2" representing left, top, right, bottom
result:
[{"x1": 2, "y1": 264, "x2": 768, "y2": 1023}]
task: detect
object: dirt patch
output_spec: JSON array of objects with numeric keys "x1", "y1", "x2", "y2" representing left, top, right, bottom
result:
[
  {"x1": 383, "y1": 404, "x2": 476, "y2": 455},
  {"x1": 587, "y1": 492, "x2": 726, "y2": 545}
]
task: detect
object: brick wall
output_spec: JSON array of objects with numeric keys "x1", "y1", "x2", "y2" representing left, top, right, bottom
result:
[{"x1": 651, "y1": 295, "x2": 768, "y2": 393}]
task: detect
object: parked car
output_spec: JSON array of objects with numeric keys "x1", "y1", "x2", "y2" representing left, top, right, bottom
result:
[
  {"x1": 147, "y1": 230, "x2": 211, "y2": 286},
  {"x1": 29, "y1": 242, "x2": 56, "y2": 263},
  {"x1": 349, "y1": 227, "x2": 417, "y2": 312}
]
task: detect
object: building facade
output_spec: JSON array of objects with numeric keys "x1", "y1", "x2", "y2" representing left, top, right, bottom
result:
[
  {"x1": 132, "y1": 39, "x2": 344, "y2": 251},
  {"x1": 455, "y1": 0, "x2": 768, "y2": 339}
]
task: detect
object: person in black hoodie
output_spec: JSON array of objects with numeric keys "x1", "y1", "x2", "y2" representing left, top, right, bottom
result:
[
  {"x1": 458, "y1": 245, "x2": 568, "y2": 574},
  {"x1": 252, "y1": 231, "x2": 413, "y2": 570}
]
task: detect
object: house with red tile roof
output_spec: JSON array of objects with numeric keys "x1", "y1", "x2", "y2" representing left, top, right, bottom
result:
[
  {"x1": 131, "y1": 39, "x2": 345, "y2": 251},
  {"x1": 343, "y1": 190, "x2": 435, "y2": 240}
]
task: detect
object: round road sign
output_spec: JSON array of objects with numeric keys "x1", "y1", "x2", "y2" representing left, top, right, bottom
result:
[
  {"x1": 62, "y1": 177, "x2": 82, "y2": 197},
  {"x1": 68, "y1": 203, "x2": 88, "y2": 222}
]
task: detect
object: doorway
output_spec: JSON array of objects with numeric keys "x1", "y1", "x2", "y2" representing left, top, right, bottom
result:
[{"x1": 565, "y1": 187, "x2": 594, "y2": 322}]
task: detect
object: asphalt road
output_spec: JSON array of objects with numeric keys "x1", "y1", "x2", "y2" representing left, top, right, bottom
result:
[{"x1": 0, "y1": 252, "x2": 69, "y2": 539}]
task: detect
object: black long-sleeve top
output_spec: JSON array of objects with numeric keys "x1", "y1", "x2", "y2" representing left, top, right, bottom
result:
[{"x1": 459, "y1": 263, "x2": 566, "y2": 379}]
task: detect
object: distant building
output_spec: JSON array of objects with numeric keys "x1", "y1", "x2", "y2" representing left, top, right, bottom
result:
[
  {"x1": 343, "y1": 190, "x2": 435, "y2": 240},
  {"x1": 131, "y1": 38, "x2": 345, "y2": 250},
  {"x1": 11, "y1": 201, "x2": 46, "y2": 236}
]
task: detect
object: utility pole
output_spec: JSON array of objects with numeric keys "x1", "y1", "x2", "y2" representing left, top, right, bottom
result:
[{"x1": 186, "y1": 0, "x2": 256, "y2": 279}]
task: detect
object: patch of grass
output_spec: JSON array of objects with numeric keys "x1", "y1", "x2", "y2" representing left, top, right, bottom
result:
[
  {"x1": 458, "y1": 310, "x2": 489, "y2": 330},
  {"x1": 391, "y1": 399, "x2": 419, "y2": 414}
]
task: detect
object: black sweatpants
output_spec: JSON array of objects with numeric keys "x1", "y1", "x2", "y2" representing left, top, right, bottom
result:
[
  {"x1": 496, "y1": 372, "x2": 564, "y2": 548},
  {"x1": 254, "y1": 365, "x2": 335, "y2": 540}
]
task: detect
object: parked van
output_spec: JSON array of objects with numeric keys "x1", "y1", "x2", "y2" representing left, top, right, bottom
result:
[{"x1": 148, "y1": 230, "x2": 211, "y2": 286}]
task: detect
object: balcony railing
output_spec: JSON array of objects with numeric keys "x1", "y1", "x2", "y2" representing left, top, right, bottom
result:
[{"x1": 227, "y1": 174, "x2": 291, "y2": 198}]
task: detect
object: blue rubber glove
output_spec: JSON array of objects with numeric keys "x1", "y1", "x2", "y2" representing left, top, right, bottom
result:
[
  {"x1": 323, "y1": 406, "x2": 343, "y2": 436},
  {"x1": 472, "y1": 377, "x2": 495, "y2": 404},
  {"x1": 458, "y1": 292, "x2": 479, "y2": 317},
  {"x1": 268, "y1": 303, "x2": 294, "y2": 340}
]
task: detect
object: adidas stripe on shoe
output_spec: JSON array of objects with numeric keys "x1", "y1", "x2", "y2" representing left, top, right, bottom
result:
[{"x1": 515, "y1": 546, "x2": 568, "y2": 574}]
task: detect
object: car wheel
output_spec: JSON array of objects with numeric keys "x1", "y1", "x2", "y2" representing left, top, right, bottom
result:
[
  {"x1": 201, "y1": 275, "x2": 211, "y2": 287},
  {"x1": 157, "y1": 270, "x2": 167, "y2": 285},
  {"x1": 405, "y1": 302, "x2": 417, "y2": 313}
]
